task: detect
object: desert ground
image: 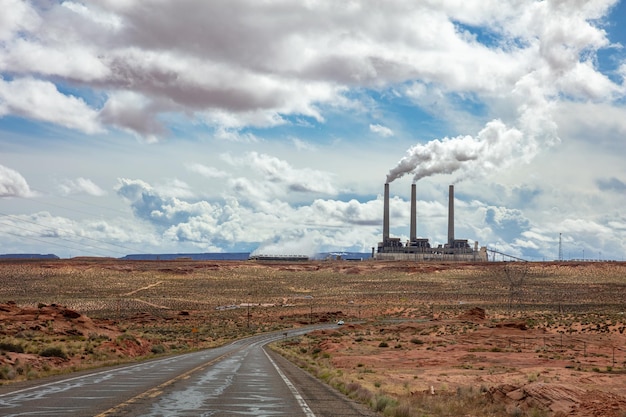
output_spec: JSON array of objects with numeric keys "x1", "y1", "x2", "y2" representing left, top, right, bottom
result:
[{"x1": 0, "y1": 258, "x2": 624, "y2": 416}]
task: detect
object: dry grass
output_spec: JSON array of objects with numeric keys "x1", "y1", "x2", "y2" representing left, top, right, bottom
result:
[{"x1": 1, "y1": 259, "x2": 625, "y2": 415}]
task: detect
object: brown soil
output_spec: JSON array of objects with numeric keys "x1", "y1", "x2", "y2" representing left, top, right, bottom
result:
[
  {"x1": 0, "y1": 301, "x2": 143, "y2": 375},
  {"x1": 0, "y1": 259, "x2": 624, "y2": 416},
  {"x1": 302, "y1": 308, "x2": 626, "y2": 416}
]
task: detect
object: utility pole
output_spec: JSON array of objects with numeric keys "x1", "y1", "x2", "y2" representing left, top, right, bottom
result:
[{"x1": 558, "y1": 233, "x2": 563, "y2": 261}]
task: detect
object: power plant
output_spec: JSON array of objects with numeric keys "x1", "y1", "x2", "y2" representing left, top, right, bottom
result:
[{"x1": 376, "y1": 183, "x2": 488, "y2": 261}]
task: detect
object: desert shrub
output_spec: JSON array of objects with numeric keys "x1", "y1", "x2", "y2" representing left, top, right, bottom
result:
[
  {"x1": 0, "y1": 341, "x2": 25, "y2": 353},
  {"x1": 88, "y1": 333, "x2": 110, "y2": 342},
  {"x1": 346, "y1": 381, "x2": 374, "y2": 403},
  {"x1": 373, "y1": 394, "x2": 397, "y2": 412},
  {"x1": 528, "y1": 408, "x2": 549, "y2": 417},
  {"x1": 117, "y1": 334, "x2": 139, "y2": 345},
  {"x1": 39, "y1": 346, "x2": 67, "y2": 359},
  {"x1": 410, "y1": 338, "x2": 424, "y2": 345},
  {"x1": 14, "y1": 362, "x2": 31, "y2": 376},
  {"x1": 378, "y1": 341, "x2": 389, "y2": 348},
  {"x1": 0, "y1": 365, "x2": 16, "y2": 380},
  {"x1": 318, "y1": 369, "x2": 334, "y2": 382},
  {"x1": 151, "y1": 344, "x2": 166, "y2": 354},
  {"x1": 405, "y1": 387, "x2": 511, "y2": 416},
  {"x1": 392, "y1": 402, "x2": 413, "y2": 417}
]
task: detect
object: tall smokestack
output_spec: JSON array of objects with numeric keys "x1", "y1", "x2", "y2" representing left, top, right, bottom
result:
[
  {"x1": 410, "y1": 183, "x2": 416, "y2": 241},
  {"x1": 383, "y1": 183, "x2": 390, "y2": 241},
  {"x1": 448, "y1": 185, "x2": 454, "y2": 246},
  {"x1": 448, "y1": 184, "x2": 454, "y2": 246}
]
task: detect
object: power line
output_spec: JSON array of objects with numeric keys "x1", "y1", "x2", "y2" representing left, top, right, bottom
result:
[
  {"x1": 5, "y1": 189, "x2": 148, "y2": 256},
  {"x1": 0, "y1": 212, "x2": 145, "y2": 257},
  {"x1": 21, "y1": 191, "x2": 131, "y2": 219},
  {"x1": 1, "y1": 228, "x2": 116, "y2": 258}
]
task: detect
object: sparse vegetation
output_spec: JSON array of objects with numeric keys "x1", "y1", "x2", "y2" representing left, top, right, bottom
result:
[
  {"x1": 0, "y1": 340, "x2": 25, "y2": 353},
  {"x1": 39, "y1": 346, "x2": 67, "y2": 359},
  {"x1": 0, "y1": 258, "x2": 625, "y2": 415}
]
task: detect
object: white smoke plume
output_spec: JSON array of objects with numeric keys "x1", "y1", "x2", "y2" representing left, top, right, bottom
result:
[
  {"x1": 387, "y1": 73, "x2": 560, "y2": 184},
  {"x1": 386, "y1": 120, "x2": 526, "y2": 183}
]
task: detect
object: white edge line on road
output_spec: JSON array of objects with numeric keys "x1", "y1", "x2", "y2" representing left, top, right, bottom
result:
[
  {"x1": 264, "y1": 348, "x2": 316, "y2": 417},
  {"x1": 0, "y1": 357, "x2": 157, "y2": 398}
]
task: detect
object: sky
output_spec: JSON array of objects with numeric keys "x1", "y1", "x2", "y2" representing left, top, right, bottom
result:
[{"x1": 1, "y1": 0, "x2": 626, "y2": 260}]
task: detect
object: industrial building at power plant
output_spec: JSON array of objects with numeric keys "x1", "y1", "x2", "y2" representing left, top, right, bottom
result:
[{"x1": 376, "y1": 183, "x2": 488, "y2": 261}]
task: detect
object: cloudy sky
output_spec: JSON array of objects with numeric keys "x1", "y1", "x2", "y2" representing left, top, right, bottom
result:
[{"x1": 1, "y1": 0, "x2": 626, "y2": 260}]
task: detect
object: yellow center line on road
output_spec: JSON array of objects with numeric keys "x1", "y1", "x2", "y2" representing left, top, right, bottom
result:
[{"x1": 94, "y1": 350, "x2": 238, "y2": 417}]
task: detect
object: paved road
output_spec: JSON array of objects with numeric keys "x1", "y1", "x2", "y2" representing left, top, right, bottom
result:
[{"x1": 0, "y1": 326, "x2": 378, "y2": 416}]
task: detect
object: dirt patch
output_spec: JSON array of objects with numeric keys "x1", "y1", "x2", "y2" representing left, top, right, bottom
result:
[
  {"x1": 0, "y1": 301, "x2": 120, "y2": 339},
  {"x1": 1, "y1": 258, "x2": 625, "y2": 416},
  {"x1": 459, "y1": 306, "x2": 486, "y2": 321},
  {"x1": 489, "y1": 383, "x2": 626, "y2": 416},
  {"x1": 280, "y1": 307, "x2": 626, "y2": 416},
  {"x1": 0, "y1": 301, "x2": 135, "y2": 378}
]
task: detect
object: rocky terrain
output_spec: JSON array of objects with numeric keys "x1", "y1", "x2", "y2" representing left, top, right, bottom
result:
[
  {"x1": 0, "y1": 301, "x2": 145, "y2": 380},
  {"x1": 276, "y1": 307, "x2": 626, "y2": 416},
  {"x1": 0, "y1": 258, "x2": 624, "y2": 416}
]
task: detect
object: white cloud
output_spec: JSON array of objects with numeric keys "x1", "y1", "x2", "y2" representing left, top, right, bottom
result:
[
  {"x1": 4, "y1": 39, "x2": 111, "y2": 82},
  {"x1": 186, "y1": 163, "x2": 229, "y2": 179},
  {"x1": 57, "y1": 178, "x2": 106, "y2": 197},
  {"x1": 0, "y1": 0, "x2": 622, "y2": 144},
  {"x1": 290, "y1": 137, "x2": 317, "y2": 152},
  {"x1": 0, "y1": 0, "x2": 40, "y2": 41},
  {"x1": 369, "y1": 123, "x2": 394, "y2": 137},
  {"x1": 1, "y1": 0, "x2": 626, "y2": 260},
  {"x1": 61, "y1": 1, "x2": 123, "y2": 32},
  {"x1": 0, "y1": 164, "x2": 34, "y2": 198},
  {"x1": 154, "y1": 179, "x2": 195, "y2": 199},
  {"x1": 212, "y1": 126, "x2": 260, "y2": 143},
  {"x1": 113, "y1": 175, "x2": 381, "y2": 253},
  {"x1": 0, "y1": 210, "x2": 158, "y2": 257},
  {"x1": 0, "y1": 78, "x2": 102, "y2": 134},
  {"x1": 224, "y1": 152, "x2": 338, "y2": 196},
  {"x1": 99, "y1": 90, "x2": 164, "y2": 143}
]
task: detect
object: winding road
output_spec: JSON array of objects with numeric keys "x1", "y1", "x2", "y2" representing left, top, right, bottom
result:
[{"x1": 0, "y1": 326, "x2": 378, "y2": 417}]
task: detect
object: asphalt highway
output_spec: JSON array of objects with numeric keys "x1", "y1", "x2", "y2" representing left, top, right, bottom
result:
[{"x1": 0, "y1": 326, "x2": 378, "y2": 417}]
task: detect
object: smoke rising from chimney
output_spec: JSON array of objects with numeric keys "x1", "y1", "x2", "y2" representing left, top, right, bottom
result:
[
  {"x1": 387, "y1": 119, "x2": 527, "y2": 183},
  {"x1": 386, "y1": 72, "x2": 559, "y2": 184}
]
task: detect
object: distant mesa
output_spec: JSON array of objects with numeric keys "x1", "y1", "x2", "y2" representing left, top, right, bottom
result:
[
  {"x1": 120, "y1": 253, "x2": 251, "y2": 261},
  {"x1": 109, "y1": 252, "x2": 371, "y2": 261},
  {"x1": 0, "y1": 252, "x2": 373, "y2": 261},
  {"x1": 0, "y1": 254, "x2": 60, "y2": 260},
  {"x1": 249, "y1": 254, "x2": 310, "y2": 262}
]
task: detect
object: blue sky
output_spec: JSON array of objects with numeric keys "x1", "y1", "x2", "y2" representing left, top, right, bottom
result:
[{"x1": 1, "y1": 0, "x2": 626, "y2": 260}]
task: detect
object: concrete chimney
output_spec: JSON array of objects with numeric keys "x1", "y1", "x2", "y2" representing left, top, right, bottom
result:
[
  {"x1": 410, "y1": 183, "x2": 417, "y2": 241},
  {"x1": 383, "y1": 183, "x2": 390, "y2": 241},
  {"x1": 447, "y1": 184, "x2": 454, "y2": 246}
]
